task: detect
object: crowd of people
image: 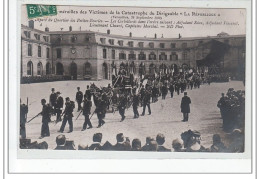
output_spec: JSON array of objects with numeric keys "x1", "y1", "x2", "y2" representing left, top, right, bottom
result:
[
  {"x1": 21, "y1": 75, "x2": 71, "y2": 84},
  {"x1": 217, "y1": 88, "x2": 245, "y2": 132},
  {"x1": 19, "y1": 128, "x2": 244, "y2": 153}
]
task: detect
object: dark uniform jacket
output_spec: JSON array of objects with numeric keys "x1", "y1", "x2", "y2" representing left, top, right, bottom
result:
[
  {"x1": 41, "y1": 104, "x2": 51, "y2": 123},
  {"x1": 133, "y1": 94, "x2": 139, "y2": 106},
  {"x1": 49, "y1": 93, "x2": 57, "y2": 106},
  {"x1": 64, "y1": 101, "x2": 75, "y2": 117},
  {"x1": 118, "y1": 96, "x2": 127, "y2": 109},
  {"x1": 55, "y1": 96, "x2": 64, "y2": 109},
  {"x1": 83, "y1": 100, "x2": 92, "y2": 115},
  {"x1": 85, "y1": 89, "x2": 91, "y2": 100},
  {"x1": 88, "y1": 142, "x2": 103, "y2": 150},
  {"x1": 113, "y1": 141, "x2": 131, "y2": 151},
  {"x1": 161, "y1": 85, "x2": 168, "y2": 95},
  {"x1": 181, "y1": 96, "x2": 191, "y2": 113},
  {"x1": 169, "y1": 84, "x2": 174, "y2": 92},
  {"x1": 95, "y1": 99, "x2": 106, "y2": 115},
  {"x1": 143, "y1": 91, "x2": 151, "y2": 104},
  {"x1": 76, "y1": 91, "x2": 83, "y2": 102},
  {"x1": 20, "y1": 104, "x2": 28, "y2": 124},
  {"x1": 157, "y1": 145, "x2": 171, "y2": 152}
]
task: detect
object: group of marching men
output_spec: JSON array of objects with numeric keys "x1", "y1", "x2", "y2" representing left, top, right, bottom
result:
[{"x1": 20, "y1": 71, "x2": 204, "y2": 139}]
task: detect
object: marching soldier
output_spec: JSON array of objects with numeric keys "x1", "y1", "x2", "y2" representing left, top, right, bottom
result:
[
  {"x1": 82, "y1": 95, "x2": 93, "y2": 131},
  {"x1": 141, "y1": 88, "x2": 151, "y2": 116},
  {"x1": 58, "y1": 97, "x2": 75, "y2": 133},
  {"x1": 39, "y1": 99, "x2": 51, "y2": 139},
  {"x1": 49, "y1": 88, "x2": 57, "y2": 114},
  {"x1": 181, "y1": 92, "x2": 191, "y2": 122},
  {"x1": 85, "y1": 85, "x2": 91, "y2": 101},
  {"x1": 132, "y1": 90, "x2": 139, "y2": 118},
  {"x1": 76, "y1": 87, "x2": 83, "y2": 111},
  {"x1": 20, "y1": 100, "x2": 28, "y2": 139},
  {"x1": 55, "y1": 91, "x2": 63, "y2": 123},
  {"x1": 118, "y1": 93, "x2": 127, "y2": 122},
  {"x1": 152, "y1": 85, "x2": 158, "y2": 103},
  {"x1": 95, "y1": 95, "x2": 106, "y2": 128}
]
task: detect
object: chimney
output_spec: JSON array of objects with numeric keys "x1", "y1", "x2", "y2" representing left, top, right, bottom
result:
[
  {"x1": 179, "y1": 33, "x2": 181, "y2": 39},
  {"x1": 154, "y1": 33, "x2": 157, "y2": 39},
  {"x1": 69, "y1": 26, "x2": 72, "y2": 31},
  {"x1": 28, "y1": 20, "x2": 34, "y2": 29},
  {"x1": 107, "y1": 29, "x2": 110, "y2": 34},
  {"x1": 45, "y1": 27, "x2": 49, "y2": 32},
  {"x1": 129, "y1": 32, "x2": 132, "y2": 37}
]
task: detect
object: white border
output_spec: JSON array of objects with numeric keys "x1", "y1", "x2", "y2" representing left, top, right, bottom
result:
[{"x1": 7, "y1": 0, "x2": 253, "y2": 174}]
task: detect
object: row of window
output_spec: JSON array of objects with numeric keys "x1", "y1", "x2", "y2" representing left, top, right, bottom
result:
[
  {"x1": 24, "y1": 31, "x2": 49, "y2": 42},
  {"x1": 27, "y1": 44, "x2": 50, "y2": 58}
]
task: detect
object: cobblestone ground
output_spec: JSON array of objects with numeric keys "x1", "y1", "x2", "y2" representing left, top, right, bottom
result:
[{"x1": 21, "y1": 80, "x2": 245, "y2": 150}]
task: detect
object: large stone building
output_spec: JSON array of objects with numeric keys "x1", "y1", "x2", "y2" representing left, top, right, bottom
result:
[{"x1": 21, "y1": 21, "x2": 246, "y2": 80}]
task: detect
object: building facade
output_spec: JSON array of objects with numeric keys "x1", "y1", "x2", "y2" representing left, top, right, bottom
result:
[{"x1": 21, "y1": 21, "x2": 246, "y2": 80}]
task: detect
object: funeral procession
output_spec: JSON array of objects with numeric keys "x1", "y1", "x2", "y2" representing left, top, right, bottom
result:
[{"x1": 20, "y1": 19, "x2": 245, "y2": 152}]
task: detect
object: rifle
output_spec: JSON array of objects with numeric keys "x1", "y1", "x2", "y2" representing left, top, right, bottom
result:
[
  {"x1": 75, "y1": 110, "x2": 83, "y2": 121},
  {"x1": 27, "y1": 112, "x2": 41, "y2": 123},
  {"x1": 54, "y1": 109, "x2": 66, "y2": 125},
  {"x1": 89, "y1": 110, "x2": 96, "y2": 120}
]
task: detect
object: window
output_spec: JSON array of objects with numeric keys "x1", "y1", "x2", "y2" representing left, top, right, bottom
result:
[
  {"x1": 109, "y1": 39, "x2": 114, "y2": 45},
  {"x1": 138, "y1": 42, "x2": 144, "y2": 48},
  {"x1": 118, "y1": 40, "x2": 124, "y2": 46},
  {"x1": 86, "y1": 37, "x2": 90, "y2": 42},
  {"x1": 56, "y1": 48, "x2": 62, "y2": 58},
  {"x1": 43, "y1": 36, "x2": 49, "y2": 42},
  {"x1": 128, "y1": 51, "x2": 136, "y2": 60},
  {"x1": 71, "y1": 35, "x2": 77, "y2": 43},
  {"x1": 84, "y1": 63, "x2": 92, "y2": 75},
  {"x1": 46, "y1": 48, "x2": 50, "y2": 58},
  {"x1": 34, "y1": 34, "x2": 40, "y2": 40},
  {"x1": 182, "y1": 51, "x2": 188, "y2": 60},
  {"x1": 149, "y1": 42, "x2": 154, "y2": 48},
  {"x1": 160, "y1": 43, "x2": 165, "y2": 48},
  {"x1": 182, "y1": 43, "x2": 187, "y2": 48},
  {"x1": 112, "y1": 50, "x2": 115, "y2": 59},
  {"x1": 149, "y1": 52, "x2": 156, "y2": 60},
  {"x1": 103, "y1": 49, "x2": 107, "y2": 59},
  {"x1": 57, "y1": 36, "x2": 62, "y2": 43},
  {"x1": 28, "y1": 44, "x2": 32, "y2": 56},
  {"x1": 38, "y1": 46, "x2": 41, "y2": 57},
  {"x1": 27, "y1": 61, "x2": 33, "y2": 76},
  {"x1": 128, "y1": 41, "x2": 134, "y2": 47},
  {"x1": 37, "y1": 62, "x2": 43, "y2": 75},
  {"x1": 24, "y1": 31, "x2": 31, "y2": 38},
  {"x1": 159, "y1": 52, "x2": 167, "y2": 60},
  {"x1": 171, "y1": 43, "x2": 176, "y2": 48},
  {"x1": 100, "y1": 38, "x2": 106, "y2": 44},
  {"x1": 119, "y1": 52, "x2": 126, "y2": 60},
  {"x1": 138, "y1": 52, "x2": 146, "y2": 60},
  {"x1": 170, "y1": 52, "x2": 178, "y2": 61}
]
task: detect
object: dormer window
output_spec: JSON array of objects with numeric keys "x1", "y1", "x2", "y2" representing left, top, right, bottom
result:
[
  {"x1": 118, "y1": 40, "x2": 124, "y2": 46},
  {"x1": 128, "y1": 41, "x2": 134, "y2": 47},
  {"x1": 34, "y1": 34, "x2": 40, "y2": 40},
  {"x1": 71, "y1": 35, "x2": 77, "y2": 43},
  {"x1": 138, "y1": 42, "x2": 144, "y2": 48},
  {"x1": 171, "y1": 43, "x2": 176, "y2": 48},
  {"x1": 149, "y1": 42, "x2": 154, "y2": 48},
  {"x1": 109, "y1": 39, "x2": 114, "y2": 45},
  {"x1": 160, "y1": 43, "x2": 165, "y2": 48},
  {"x1": 100, "y1": 38, "x2": 106, "y2": 44}
]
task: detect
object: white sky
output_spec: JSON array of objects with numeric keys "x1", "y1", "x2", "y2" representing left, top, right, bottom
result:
[{"x1": 21, "y1": 5, "x2": 246, "y2": 38}]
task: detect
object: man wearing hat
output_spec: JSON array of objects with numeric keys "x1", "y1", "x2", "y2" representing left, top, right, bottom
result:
[
  {"x1": 113, "y1": 133, "x2": 131, "y2": 151},
  {"x1": 39, "y1": 99, "x2": 51, "y2": 139},
  {"x1": 82, "y1": 95, "x2": 93, "y2": 130},
  {"x1": 55, "y1": 91, "x2": 64, "y2": 122},
  {"x1": 49, "y1": 88, "x2": 57, "y2": 114},
  {"x1": 180, "y1": 92, "x2": 191, "y2": 122},
  {"x1": 141, "y1": 88, "x2": 151, "y2": 116},
  {"x1": 85, "y1": 85, "x2": 92, "y2": 101},
  {"x1": 95, "y1": 95, "x2": 106, "y2": 128},
  {"x1": 76, "y1": 87, "x2": 83, "y2": 112},
  {"x1": 58, "y1": 97, "x2": 75, "y2": 133},
  {"x1": 118, "y1": 93, "x2": 127, "y2": 121}
]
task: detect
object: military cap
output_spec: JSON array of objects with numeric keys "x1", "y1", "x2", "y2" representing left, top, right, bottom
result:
[
  {"x1": 77, "y1": 87, "x2": 80, "y2": 89},
  {"x1": 56, "y1": 134, "x2": 66, "y2": 146},
  {"x1": 51, "y1": 88, "x2": 55, "y2": 91},
  {"x1": 116, "y1": 133, "x2": 125, "y2": 143},
  {"x1": 184, "y1": 92, "x2": 187, "y2": 95},
  {"x1": 93, "y1": 133, "x2": 102, "y2": 142},
  {"x1": 65, "y1": 97, "x2": 70, "y2": 101}
]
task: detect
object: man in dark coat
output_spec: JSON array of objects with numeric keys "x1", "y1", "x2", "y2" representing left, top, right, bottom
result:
[
  {"x1": 181, "y1": 92, "x2": 191, "y2": 122},
  {"x1": 152, "y1": 85, "x2": 158, "y2": 103},
  {"x1": 49, "y1": 88, "x2": 57, "y2": 114},
  {"x1": 82, "y1": 95, "x2": 93, "y2": 130},
  {"x1": 76, "y1": 87, "x2": 83, "y2": 111},
  {"x1": 95, "y1": 96, "x2": 106, "y2": 128},
  {"x1": 58, "y1": 97, "x2": 75, "y2": 133},
  {"x1": 161, "y1": 84, "x2": 168, "y2": 100},
  {"x1": 113, "y1": 133, "x2": 131, "y2": 151},
  {"x1": 55, "y1": 91, "x2": 64, "y2": 123},
  {"x1": 132, "y1": 90, "x2": 139, "y2": 118},
  {"x1": 141, "y1": 89, "x2": 151, "y2": 116},
  {"x1": 20, "y1": 101, "x2": 28, "y2": 139},
  {"x1": 88, "y1": 133, "x2": 103, "y2": 150},
  {"x1": 85, "y1": 85, "x2": 92, "y2": 100},
  {"x1": 40, "y1": 99, "x2": 51, "y2": 139},
  {"x1": 118, "y1": 93, "x2": 127, "y2": 121},
  {"x1": 169, "y1": 83, "x2": 174, "y2": 98}
]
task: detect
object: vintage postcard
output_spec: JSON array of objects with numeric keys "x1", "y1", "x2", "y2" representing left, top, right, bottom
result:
[{"x1": 7, "y1": 0, "x2": 253, "y2": 174}]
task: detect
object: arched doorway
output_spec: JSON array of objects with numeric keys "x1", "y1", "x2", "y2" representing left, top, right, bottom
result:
[
  {"x1": 103, "y1": 63, "x2": 108, "y2": 79},
  {"x1": 46, "y1": 62, "x2": 51, "y2": 75},
  {"x1": 56, "y1": 62, "x2": 64, "y2": 75},
  {"x1": 149, "y1": 64, "x2": 156, "y2": 75},
  {"x1": 27, "y1": 61, "x2": 33, "y2": 76},
  {"x1": 84, "y1": 62, "x2": 92, "y2": 76},
  {"x1": 37, "y1": 62, "x2": 43, "y2": 76},
  {"x1": 70, "y1": 62, "x2": 77, "y2": 80}
]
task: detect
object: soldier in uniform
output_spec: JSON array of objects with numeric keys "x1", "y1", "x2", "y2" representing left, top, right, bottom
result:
[
  {"x1": 181, "y1": 92, "x2": 191, "y2": 122},
  {"x1": 58, "y1": 97, "x2": 75, "y2": 133},
  {"x1": 118, "y1": 93, "x2": 127, "y2": 122},
  {"x1": 82, "y1": 95, "x2": 93, "y2": 131},
  {"x1": 95, "y1": 95, "x2": 106, "y2": 128},
  {"x1": 76, "y1": 87, "x2": 83, "y2": 111},
  {"x1": 85, "y1": 85, "x2": 92, "y2": 101},
  {"x1": 20, "y1": 100, "x2": 28, "y2": 139},
  {"x1": 55, "y1": 91, "x2": 64, "y2": 123},
  {"x1": 152, "y1": 85, "x2": 158, "y2": 103},
  {"x1": 39, "y1": 99, "x2": 51, "y2": 139},
  {"x1": 132, "y1": 90, "x2": 139, "y2": 118},
  {"x1": 141, "y1": 88, "x2": 151, "y2": 116},
  {"x1": 161, "y1": 84, "x2": 168, "y2": 100},
  {"x1": 49, "y1": 88, "x2": 57, "y2": 114},
  {"x1": 169, "y1": 83, "x2": 174, "y2": 98}
]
